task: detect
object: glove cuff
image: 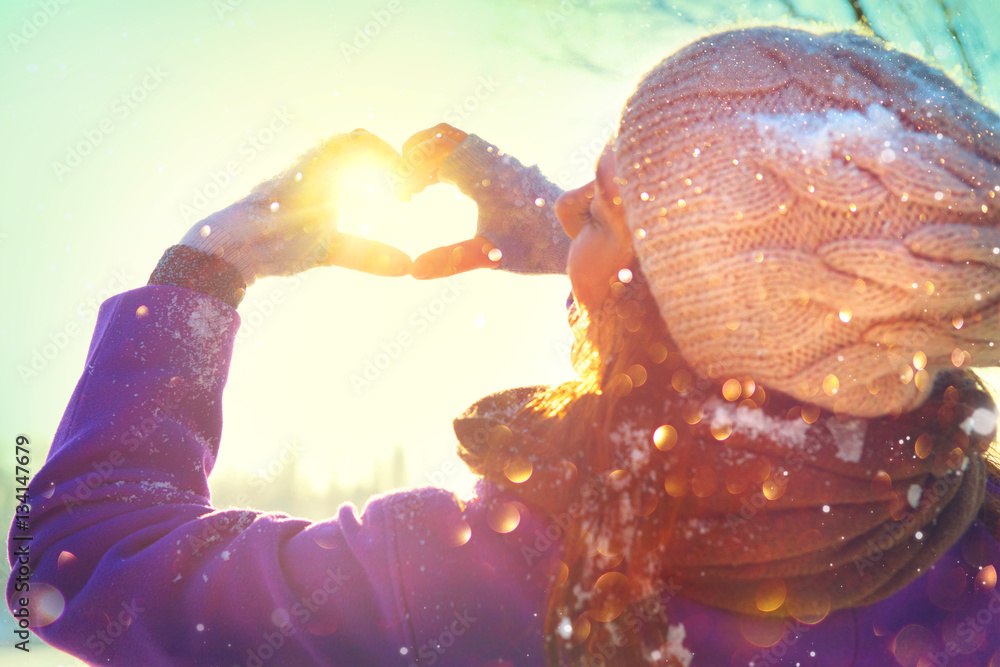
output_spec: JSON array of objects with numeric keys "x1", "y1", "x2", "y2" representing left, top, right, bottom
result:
[{"x1": 148, "y1": 244, "x2": 247, "y2": 308}]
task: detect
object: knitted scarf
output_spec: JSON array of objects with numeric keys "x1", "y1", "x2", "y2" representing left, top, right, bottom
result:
[{"x1": 454, "y1": 369, "x2": 995, "y2": 622}]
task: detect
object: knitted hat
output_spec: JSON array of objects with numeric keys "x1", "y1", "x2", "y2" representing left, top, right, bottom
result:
[{"x1": 614, "y1": 27, "x2": 1000, "y2": 417}]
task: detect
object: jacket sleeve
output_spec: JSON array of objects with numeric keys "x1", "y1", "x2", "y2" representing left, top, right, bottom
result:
[
  {"x1": 4, "y1": 284, "x2": 547, "y2": 666},
  {"x1": 437, "y1": 134, "x2": 570, "y2": 275}
]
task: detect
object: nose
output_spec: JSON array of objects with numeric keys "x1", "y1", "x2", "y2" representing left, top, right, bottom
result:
[{"x1": 554, "y1": 181, "x2": 595, "y2": 239}]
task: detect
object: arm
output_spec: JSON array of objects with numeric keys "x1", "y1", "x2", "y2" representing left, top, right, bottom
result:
[
  {"x1": 7, "y1": 133, "x2": 548, "y2": 666},
  {"x1": 9, "y1": 256, "x2": 550, "y2": 666},
  {"x1": 7, "y1": 248, "x2": 427, "y2": 663}
]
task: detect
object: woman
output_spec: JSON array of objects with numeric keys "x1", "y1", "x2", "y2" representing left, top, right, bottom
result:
[{"x1": 8, "y1": 26, "x2": 1000, "y2": 666}]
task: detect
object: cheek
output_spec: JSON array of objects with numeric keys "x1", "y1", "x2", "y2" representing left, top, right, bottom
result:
[{"x1": 567, "y1": 226, "x2": 622, "y2": 308}]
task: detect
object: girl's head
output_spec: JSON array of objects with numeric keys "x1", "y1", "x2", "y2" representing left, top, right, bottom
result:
[
  {"x1": 515, "y1": 25, "x2": 1000, "y2": 664},
  {"x1": 557, "y1": 26, "x2": 1000, "y2": 418}
]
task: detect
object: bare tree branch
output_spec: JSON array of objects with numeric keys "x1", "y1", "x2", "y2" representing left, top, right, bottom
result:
[
  {"x1": 847, "y1": 0, "x2": 887, "y2": 41},
  {"x1": 509, "y1": 0, "x2": 991, "y2": 99},
  {"x1": 939, "y1": 0, "x2": 981, "y2": 92}
]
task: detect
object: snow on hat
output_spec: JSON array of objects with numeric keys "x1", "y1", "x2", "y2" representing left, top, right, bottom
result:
[{"x1": 614, "y1": 26, "x2": 1000, "y2": 417}]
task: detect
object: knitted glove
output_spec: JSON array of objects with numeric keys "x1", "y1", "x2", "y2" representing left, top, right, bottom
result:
[
  {"x1": 180, "y1": 130, "x2": 411, "y2": 285},
  {"x1": 437, "y1": 134, "x2": 570, "y2": 274}
]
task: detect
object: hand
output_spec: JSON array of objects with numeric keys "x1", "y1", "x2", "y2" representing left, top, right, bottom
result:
[
  {"x1": 395, "y1": 124, "x2": 502, "y2": 280},
  {"x1": 181, "y1": 130, "x2": 413, "y2": 284},
  {"x1": 394, "y1": 122, "x2": 469, "y2": 202}
]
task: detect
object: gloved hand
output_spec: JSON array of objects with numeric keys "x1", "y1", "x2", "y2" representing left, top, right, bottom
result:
[
  {"x1": 180, "y1": 129, "x2": 413, "y2": 285},
  {"x1": 392, "y1": 123, "x2": 500, "y2": 279},
  {"x1": 394, "y1": 123, "x2": 569, "y2": 279}
]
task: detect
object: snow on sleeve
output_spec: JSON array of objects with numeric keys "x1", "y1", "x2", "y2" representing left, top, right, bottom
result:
[{"x1": 161, "y1": 291, "x2": 238, "y2": 392}]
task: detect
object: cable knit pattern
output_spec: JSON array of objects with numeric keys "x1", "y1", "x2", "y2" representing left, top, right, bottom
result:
[
  {"x1": 438, "y1": 134, "x2": 570, "y2": 274},
  {"x1": 148, "y1": 244, "x2": 247, "y2": 309},
  {"x1": 614, "y1": 27, "x2": 1000, "y2": 417}
]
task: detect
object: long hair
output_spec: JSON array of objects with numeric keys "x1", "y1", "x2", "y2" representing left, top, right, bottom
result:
[
  {"x1": 466, "y1": 257, "x2": 1000, "y2": 666},
  {"x1": 506, "y1": 260, "x2": 690, "y2": 665}
]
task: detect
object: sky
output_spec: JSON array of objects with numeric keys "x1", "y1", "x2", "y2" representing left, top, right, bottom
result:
[{"x1": 1, "y1": 0, "x2": 998, "y2": 662}]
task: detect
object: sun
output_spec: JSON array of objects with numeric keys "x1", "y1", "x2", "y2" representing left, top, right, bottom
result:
[
  {"x1": 331, "y1": 150, "x2": 480, "y2": 264},
  {"x1": 334, "y1": 162, "x2": 398, "y2": 240}
]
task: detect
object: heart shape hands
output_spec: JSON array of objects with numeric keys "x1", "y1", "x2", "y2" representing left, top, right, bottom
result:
[
  {"x1": 181, "y1": 125, "x2": 498, "y2": 284},
  {"x1": 285, "y1": 124, "x2": 500, "y2": 281},
  {"x1": 393, "y1": 123, "x2": 501, "y2": 280}
]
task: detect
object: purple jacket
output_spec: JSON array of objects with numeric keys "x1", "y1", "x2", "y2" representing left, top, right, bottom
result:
[
  {"x1": 8, "y1": 130, "x2": 1000, "y2": 664},
  {"x1": 7, "y1": 283, "x2": 1000, "y2": 666}
]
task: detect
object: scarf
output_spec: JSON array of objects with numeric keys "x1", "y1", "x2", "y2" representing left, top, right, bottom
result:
[{"x1": 454, "y1": 370, "x2": 995, "y2": 621}]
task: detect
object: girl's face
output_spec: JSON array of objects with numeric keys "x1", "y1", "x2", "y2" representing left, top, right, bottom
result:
[{"x1": 555, "y1": 143, "x2": 634, "y2": 313}]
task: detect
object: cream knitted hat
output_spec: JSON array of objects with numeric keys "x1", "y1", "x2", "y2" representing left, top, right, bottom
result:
[{"x1": 614, "y1": 27, "x2": 1000, "y2": 417}]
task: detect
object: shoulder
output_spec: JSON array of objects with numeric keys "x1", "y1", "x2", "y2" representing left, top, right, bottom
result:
[
  {"x1": 646, "y1": 522, "x2": 1000, "y2": 665},
  {"x1": 852, "y1": 520, "x2": 1000, "y2": 662}
]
